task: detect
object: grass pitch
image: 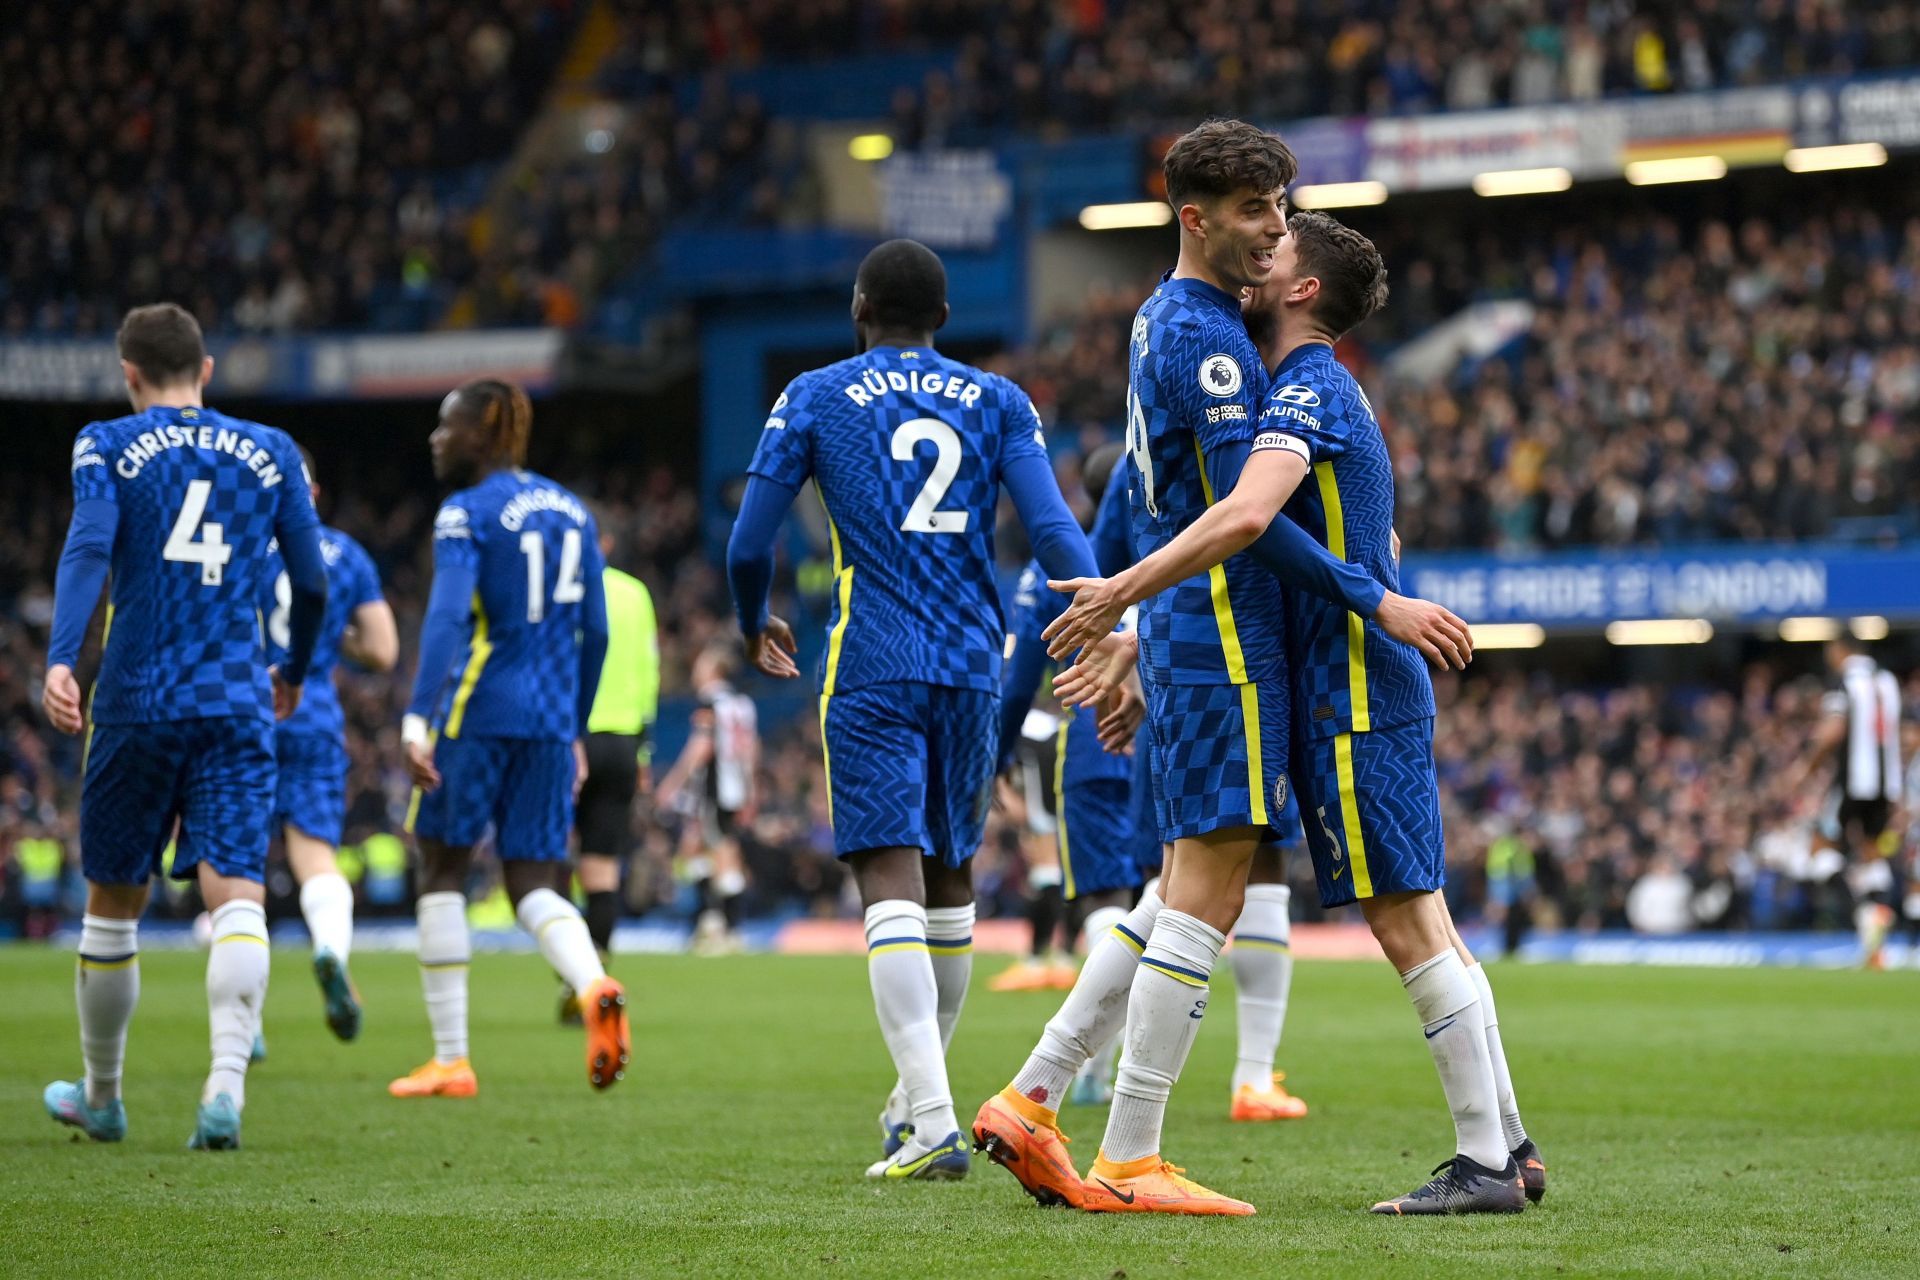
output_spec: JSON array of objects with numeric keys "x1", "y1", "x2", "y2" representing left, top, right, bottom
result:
[{"x1": 3, "y1": 947, "x2": 1916, "y2": 1278}]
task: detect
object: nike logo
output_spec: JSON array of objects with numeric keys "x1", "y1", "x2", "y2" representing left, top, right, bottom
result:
[
  {"x1": 1331, "y1": 863, "x2": 1346, "y2": 882},
  {"x1": 1423, "y1": 1016, "x2": 1456, "y2": 1039},
  {"x1": 1096, "y1": 1179, "x2": 1136, "y2": 1204},
  {"x1": 1016, "y1": 1117, "x2": 1038, "y2": 1135}
]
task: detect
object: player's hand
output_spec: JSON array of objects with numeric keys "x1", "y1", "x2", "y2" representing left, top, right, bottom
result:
[
  {"x1": 1391, "y1": 527, "x2": 1402, "y2": 561},
  {"x1": 1053, "y1": 630, "x2": 1139, "y2": 710},
  {"x1": 269, "y1": 666, "x2": 304, "y2": 721},
  {"x1": 1373, "y1": 591, "x2": 1473, "y2": 671},
  {"x1": 1095, "y1": 675, "x2": 1145, "y2": 755},
  {"x1": 746, "y1": 615, "x2": 800, "y2": 679},
  {"x1": 573, "y1": 739, "x2": 589, "y2": 801},
  {"x1": 42, "y1": 664, "x2": 84, "y2": 736},
  {"x1": 1042, "y1": 577, "x2": 1130, "y2": 662},
  {"x1": 406, "y1": 738, "x2": 442, "y2": 793},
  {"x1": 636, "y1": 761, "x2": 653, "y2": 797}
]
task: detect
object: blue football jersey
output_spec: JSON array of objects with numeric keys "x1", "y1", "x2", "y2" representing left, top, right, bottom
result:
[
  {"x1": 69, "y1": 406, "x2": 320, "y2": 725},
  {"x1": 1008, "y1": 561, "x2": 1132, "y2": 788},
  {"x1": 1125, "y1": 274, "x2": 1286, "y2": 687},
  {"x1": 748, "y1": 345, "x2": 1051, "y2": 695},
  {"x1": 423, "y1": 470, "x2": 605, "y2": 742},
  {"x1": 1264, "y1": 343, "x2": 1435, "y2": 738},
  {"x1": 261, "y1": 525, "x2": 383, "y2": 741}
]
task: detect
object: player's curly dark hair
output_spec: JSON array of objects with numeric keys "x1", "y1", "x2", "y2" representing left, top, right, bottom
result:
[
  {"x1": 456, "y1": 378, "x2": 532, "y2": 467},
  {"x1": 117, "y1": 302, "x2": 205, "y2": 385},
  {"x1": 1163, "y1": 120, "x2": 1297, "y2": 210},
  {"x1": 1287, "y1": 210, "x2": 1389, "y2": 339}
]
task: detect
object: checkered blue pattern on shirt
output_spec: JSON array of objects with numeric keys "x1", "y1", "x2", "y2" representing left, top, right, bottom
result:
[
  {"x1": 263, "y1": 525, "x2": 383, "y2": 741},
  {"x1": 70, "y1": 407, "x2": 319, "y2": 725},
  {"x1": 423, "y1": 470, "x2": 604, "y2": 742},
  {"x1": 1125, "y1": 276, "x2": 1287, "y2": 687},
  {"x1": 1265, "y1": 344, "x2": 1435, "y2": 740},
  {"x1": 747, "y1": 346, "x2": 1050, "y2": 695}
]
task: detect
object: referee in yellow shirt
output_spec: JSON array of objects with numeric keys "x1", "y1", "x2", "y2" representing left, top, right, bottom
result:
[{"x1": 565, "y1": 520, "x2": 660, "y2": 1019}]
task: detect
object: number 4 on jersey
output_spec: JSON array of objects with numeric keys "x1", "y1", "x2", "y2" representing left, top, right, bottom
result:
[{"x1": 164, "y1": 479, "x2": 234, "y2": 586}]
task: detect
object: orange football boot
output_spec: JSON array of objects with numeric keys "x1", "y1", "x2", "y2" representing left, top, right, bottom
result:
[
  {"x1": 1230, "y1": 1072, "x2": 1309, "y2": 1121},
  {"x1": 1081, "y1": 1153, "x2": 1256, "y2": 1216},
  {"x1": 388, "y1": 1058, "x2": 478, "y2": 1098},
  {"x1": 582, "y1": 976, "x2": 630, "y2": 1089},
  {"x1": 988, "y1": 961, "x2": 1061, "y2": 993},
  {"x1": 972, "y1": 1086, "x2": 1085, "y2": 1208}
]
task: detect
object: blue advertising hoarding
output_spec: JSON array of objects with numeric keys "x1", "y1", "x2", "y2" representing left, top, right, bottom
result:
[{"x1": 1402, "y1": 545, "x2": 1920, "y2": 627}]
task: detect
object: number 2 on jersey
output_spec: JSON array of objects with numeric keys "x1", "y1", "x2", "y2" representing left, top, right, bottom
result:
[
  {"x1": 520, "y1": 528, "x2": 585, "y2": 623},
  {"x1": 164, "y1": 479, "x2": 234, "y2": 586},
  {"x1": 892, "y1": 417, "x2": 970, "y2": 534}
]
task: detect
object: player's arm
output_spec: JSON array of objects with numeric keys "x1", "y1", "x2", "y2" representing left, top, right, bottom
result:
[
  {"x1": 44, "y1": 494, "x2": 120, "y2": 736},
  {"x1": 1786, "y1": 697, "x2": 1849, "y2": 796},
  {"x1": 999, "y1": 630, "x2": 1050, "y2": 774},
  {"x1": 1089, "y1": 470, "x2": 1136, "y2": 575},
  {"x1": 271, "y1": 451, "x2": 329, "y2": 718},
  {"x1": 402, "y1": 504, "x2": 480, "y2": 789},
  {"x1": 341, "y1": 600, "x2": 399, "y2": 672},
  {"x1": 725, "y1": 474, "x2": 801, "y2": 679},
  {"x1": 575, "y1": 528, "x2": 610, "y2": 742},
  {"x1": 653, "y1": 706, "x2": 715, "y2": 808},
  {"x1": 339, "y1": 544, "x2": 398, "y2": 672}
]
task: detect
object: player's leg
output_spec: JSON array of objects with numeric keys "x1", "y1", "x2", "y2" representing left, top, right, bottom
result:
[
  {"x1": 389, "y1": 835, "x2": 481, "y2": 1097},
  {"x1": 1844, "y1": 802, "x2": 1898, "y2": 968},
  {"x1": 499, "y1": 740, "x2": 625, "y2": 1090},
  {"x1": 178, "y1": 717, "x2": 278, "y2": 1150},
  {"x1": 574, "y1": 853, "x2": 619, "y2": 1024},
  {"x1": 1227, "y1": 840, "x2": 1305, "y2": 1120},
  {"x1": 576, "y1": 732, "x2": 638, "y2": 970},
  {"x1": 1439, "y1": 897, "x2": 1545, "y2": 1202},
  {"x1": 393, "y1": 733, "x2": 493, "y2": 1097},
  {"x1": 285, "y1": 825, "x2": 361, "y2": 1042},
  {"x1": 47, "y1": 723, "x2": 170, "y2": 1142},
  {"x1": 1066, "y1": 885, "x2": 1132, "y2": 1106},
  {"x1": 1298, "y1": 721, "x2": 1521, "y2": 1214}
]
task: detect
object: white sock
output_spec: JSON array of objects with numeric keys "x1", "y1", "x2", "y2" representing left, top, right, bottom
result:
[
  {"x1": 1071, "y1": 904, "x2": 1130, "y2": 1091},
  {"x1": 76, "y1": 915, "x2": 140, "y2": 1109},
  {"x1": 203, "y1": 900, "x2": 270, "y2": 1107},
  {"x1": 517, "y1": 887, "x2": 606, "y2": 994},
  {"x1": 1229, "y1": 883, "x2": 1293, "y2": 1092},
  {"x1": 299, "y1": 871, "x2": 355, "y2": 962},
  {"x1": 417, "y1": 891, "x2": 471, "y2": 1064},
  {"x1": 1101, "y1": 909, "x2": 1224, "y2": 1163},
  {"x1": 886, "y1": 903, "x2": 975, "y2": 1126},
  {"x1": 925, "y1": 903, "x2": 974, "y2": 1050},
  {"x1": 1012, "y1": 884, "x2": 1163, "y2": 1109},
  {"x1": 1403, "y1": 950, "x2": 1505, "y2": 1169},
  {"x1": 1467, "y1": 962, "x2": 1528, "y2": 1150},
  {"x1": 865, "y1": 900, "x2": 957, "y2": 1146}
]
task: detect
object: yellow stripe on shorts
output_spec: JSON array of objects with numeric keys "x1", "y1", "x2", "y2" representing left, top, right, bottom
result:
[{"x1": 1333, "y1": 731, "x2": 1374, "y2": 898}]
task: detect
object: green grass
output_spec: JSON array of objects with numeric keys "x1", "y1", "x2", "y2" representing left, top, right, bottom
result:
[{"x1": 3, "y1": 948, "x2": 1917, "y2": 1278}]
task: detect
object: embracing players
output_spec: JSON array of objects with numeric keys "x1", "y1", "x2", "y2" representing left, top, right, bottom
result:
[
  {"x1": 975, "y1": 121, "x2": 1478, "y2": 1216},
  {"x1": 392, "y1": 379, "x2": 627, "y2": 1097},
  {"x1": 42, "y1": 303, "x2": 328, "y2": 1150},
  {"x1": 1046, "y1": 193, "x2": 1543, "y2": 1212},
  {"x1": 261, "y1": 449, "x2": 397, "y2": 1042},
  {"x1": 727, "y1": 239, "x2": 1106, "y2": 1181}
]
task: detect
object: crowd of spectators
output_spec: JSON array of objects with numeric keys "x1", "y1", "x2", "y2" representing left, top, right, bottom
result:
[
  {"x1": 1434, "y1": 666, "x2": 1920, "y2": 940},
  {"x1": 992, "y1": 193, "x2": 1920, "y2": 551},
  {"x1": 625, "y1": 1, "x2": 1912, "y2": 136},
  {"x1": 1, "y1": 0, "x2": 578, "y2": 336}
]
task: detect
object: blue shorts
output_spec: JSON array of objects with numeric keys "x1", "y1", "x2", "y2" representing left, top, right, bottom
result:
[
  {"x1": 1296, "y1": 718, "x2": 1445, "y2": 909},
  {"x1": 409, "y1": 735, "x2": 575, "y2": 862},
  {"x1": 1058, "y1": 777, "x2": 1145, "y2": 900},
  {"x1": 274, "y1": 729, "x2": 348, "y2": 847},
  {"x1": 81, "y1": 717, "x2": 276, "y2": 886},
  {"x1": 1146, "y1": 678, "x2": 1291, "y2": 842},
  {"x1": 1130, "y1": 740, "x2": 1165, "y2": 877},
  {"x1": 821, "y1": 682, "x2": 996, "y2": 868}
]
